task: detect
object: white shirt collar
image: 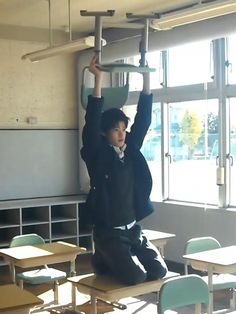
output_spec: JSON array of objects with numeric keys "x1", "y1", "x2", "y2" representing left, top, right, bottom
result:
[{"x1": 112, "y1": 144, "x2": 127, "y2": 159}]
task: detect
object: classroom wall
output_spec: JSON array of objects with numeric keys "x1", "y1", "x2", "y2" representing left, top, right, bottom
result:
[
  {"x1": 142, "y1": 202, "x2": 236, "y2": 264},
  {"x1": 0, "y1": 38, "x2": 81, "y2": 199},
  {"x1": 0, "y1": 38, "x2": 77, "y2": 129}
]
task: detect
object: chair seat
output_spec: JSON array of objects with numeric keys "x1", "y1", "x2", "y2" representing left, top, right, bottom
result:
[
  {"x1": 202, "y1": 274, "x2": 236, "y2": 290},
  {"x1": 17, "y1": 268, "x2": 66, "y2": 285}
]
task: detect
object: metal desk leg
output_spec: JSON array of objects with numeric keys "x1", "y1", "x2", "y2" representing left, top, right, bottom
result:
[
  {"x1": 9, "y1": 263, "x2": 16, "y2": 283},
  {"x1": 70, "y1": 259, "x2": 76, "y2": 277},
  {"x1": 208, "y1": 267, "x2": 213, "y2": 314},
  {"x1": 71, "y1": 283, "x2": 76, "y2": 310},
  {"x1": 159, "y1": 245, "x2": 164, "y2": 257},
  {"x1": 91, "y1": 294, "x2": 97, "y2": 314}
]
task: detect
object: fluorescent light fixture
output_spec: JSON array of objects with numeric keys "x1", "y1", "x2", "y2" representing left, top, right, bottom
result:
[
  {"x1": 22, "y1": 36, "x2": 106, "y2": 62},
  {"x1": 150, "y1": 0, "x2": 236, "y2": 30}
]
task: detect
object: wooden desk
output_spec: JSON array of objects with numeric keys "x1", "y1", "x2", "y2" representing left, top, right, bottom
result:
[
  {"x1": 0, "y1": 284, "x2": 43, "y2": 314},
  {"x1": 0, "y1": 241, "x2": 86, "y2": 283},
  {"x1": 183, "y1": 245, "x2": 236, "y2": 314},
  {"x1": 68, "y1": 271, "x2": 180, "y2": 313},
  {"x1": 66, "y1": 230, "x2": 176, "y2": 313},
  {"x1": 143, "y1": 229, "x2": 176, "y2": 256}
]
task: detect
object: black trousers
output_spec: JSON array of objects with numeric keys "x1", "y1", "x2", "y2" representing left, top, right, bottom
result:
[{"x1": 92, "y1": 224, "x2": 168, "y2": 285}]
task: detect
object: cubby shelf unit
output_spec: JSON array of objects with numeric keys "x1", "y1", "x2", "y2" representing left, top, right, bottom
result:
[{"x1": 0, "y1": 195, "x2": 92, "y2": 266}]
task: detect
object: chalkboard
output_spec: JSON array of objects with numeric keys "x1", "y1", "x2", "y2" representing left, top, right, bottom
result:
[{"x1": 0, "y1": 130, "x2": 80, "y2": 200}]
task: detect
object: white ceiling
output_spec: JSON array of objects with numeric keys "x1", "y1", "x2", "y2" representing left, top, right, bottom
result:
[{"x1": 0, "y1": 0, "x2": 196, "y2": 40}]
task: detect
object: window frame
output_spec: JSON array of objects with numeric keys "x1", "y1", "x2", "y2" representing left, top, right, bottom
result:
[{"x1": 123, "y1": 35, "x2": 236, "y2": 209}]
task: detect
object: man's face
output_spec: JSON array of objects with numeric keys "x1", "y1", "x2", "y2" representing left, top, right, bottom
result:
[{"x1": 105, "y1": 121, "x2": 127, "y2": 148}]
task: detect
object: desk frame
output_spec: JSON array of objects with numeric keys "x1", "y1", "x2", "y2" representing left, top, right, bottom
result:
[
  {"x1": 183, "y1": 245, "x2": 236, "y2": 314},
  {"x1": 0, "y1": 241, "x2": 85, "y2": 283},
  {"x1": 68, "y1": 271, "x2": 180, "y2": 314},
  {"x1": 143, "y1": 229, "x2": 176, "y2": 256}
]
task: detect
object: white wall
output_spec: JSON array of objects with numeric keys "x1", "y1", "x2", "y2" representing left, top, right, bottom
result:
[
  {"x1": 142, "y1": 202, "x2": 236, "y2": 264},
  {"x1": 0, "y1": 38, "x2": 77, "y2": 129}
]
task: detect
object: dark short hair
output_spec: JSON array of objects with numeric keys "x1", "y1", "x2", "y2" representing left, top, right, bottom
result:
[{"x1": 101, "y1": 108, "x2": 129, "y2": 133}]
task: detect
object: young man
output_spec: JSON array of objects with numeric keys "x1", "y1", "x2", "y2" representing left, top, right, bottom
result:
[{"x1": 81, "y1": 56, "x2": 167, "y2": 285}]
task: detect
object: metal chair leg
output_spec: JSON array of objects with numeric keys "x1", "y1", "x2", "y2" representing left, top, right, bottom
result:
[
  {"x1": 53, "y1": 280, "x2": 59, "y2": 304},
  {"x1": 19, "y1": 279, "x2": 24, "y2": 289},
  {"x1": 230, "y1": 289, "x2": 236, "y2": 310}
]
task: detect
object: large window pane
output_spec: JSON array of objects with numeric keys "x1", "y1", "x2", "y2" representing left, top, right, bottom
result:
[
  {"x1": 229, "y1": 98, "x2": 236, "y2": 205},
  {"x1": 168, "y1": 40, "x2": 212, "y2": 87},
  {"x1": 123, "y1": 102, "x2": 162, "y2": 201},
  {"x1": 126, "y1": 51, "x2": 162, "y2": 91},
  {"x1": 168, "y1": 99, "x2": 218, "y2": 204},
  {"x1": 227, "y1": 33, "x2": 236, "y2": 85}
]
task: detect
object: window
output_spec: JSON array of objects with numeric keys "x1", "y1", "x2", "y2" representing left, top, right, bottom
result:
[
  {"x1": 229, "y1": 98, "x2": 236, "y2": 205},
  {"x1": 168, "y1": 100, "x2": 218, "y2": 204},
  {"x1": 124, "y1": 33, "x2": 236, "y2": 208},
  {"x1": 127, "y1": 51, "x2": 162, "y2": 91},
  {"x1": 168, "y1": 40, "x2": 212, "y2": 87},
  {"x1": 226, "y1": 34, "x2": 236, "y2": 85}
]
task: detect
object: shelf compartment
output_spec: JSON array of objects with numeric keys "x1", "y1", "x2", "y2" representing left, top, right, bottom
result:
[
  {"x1": 0, "y1": 208, "x2": 20, "y2": 228},
  {"x1": 22, "y1": 224, "x2": 49, "y2": 241},
  {"x1": 22, "y1": 206, "x2": 49, "y2": 225},
  {"x1": 51, "y1": 221, "x2": 77, "y2": 241},
  {"x1": 78, "y1": 234, "x2": 93, "y2": 253},
  {"x1": 51, "y1": 204, "x2": 78, "y2": 222},
  {"x1": 78, "y1": 202, "x2": 92, "y2": 234},
  {"x1": 0, "y1": 227, "x2": 21, "y2": 247}
]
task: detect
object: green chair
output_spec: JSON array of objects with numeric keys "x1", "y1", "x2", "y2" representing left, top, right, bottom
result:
[
  {"x1": 184, "y1": 236, "x2": 236, "y2": 310},
  {"x1": 10, "y1": 233, "x2": 67, "y2": 305},
  {"x1": 158, "y1": 274, "x2": 209, "y2": 314},
  {"x1": 80, "y1": 66, "x2": 130, "y2": 110}
]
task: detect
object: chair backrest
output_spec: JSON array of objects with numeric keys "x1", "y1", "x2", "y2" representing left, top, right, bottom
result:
[
  {"x1": 10, "y1": 233, "x2": 45, "y2": 248},
  {"x1": 184, "y1": 236, "x2": 221, "y2": 274},
  {"x1": 81, "y1": 84, "x2": 129, "y2": 110},
  {"x1": 158, "y1": 274, "x2": 209, "y2": 314},
  {"x1": 80, "y1": 66, "x2": 130, "y2": 110}
]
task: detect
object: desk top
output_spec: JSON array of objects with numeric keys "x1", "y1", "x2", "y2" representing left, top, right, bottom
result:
[
  {"x1": 183, "y1": 245, "x2": 236, "y2": 267},
  {"x1": 0, "y1": 241, "x2": 86, "y2": 268},
  {"x1": 0, "y1": 284, "x2": 43, "y2": 311},
  {"x1": 143, "y1": 229, "x2": 176, "y2": 241},
  {"x1": 69, "y1": 271, "x2": 179, "y2": 301},
  {"x1": 183, "y1": 246, "x2": 236, "y2": 314}
]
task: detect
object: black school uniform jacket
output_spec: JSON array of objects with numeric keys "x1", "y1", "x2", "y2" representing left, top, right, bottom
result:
[{"x1": 80, "y1": 92, "x2": 154, "y2": 228}]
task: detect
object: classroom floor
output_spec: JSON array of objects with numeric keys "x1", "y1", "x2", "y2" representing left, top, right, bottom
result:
[{"x1": 0, "y1": 254, "x2": 232, "y2": 314}]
